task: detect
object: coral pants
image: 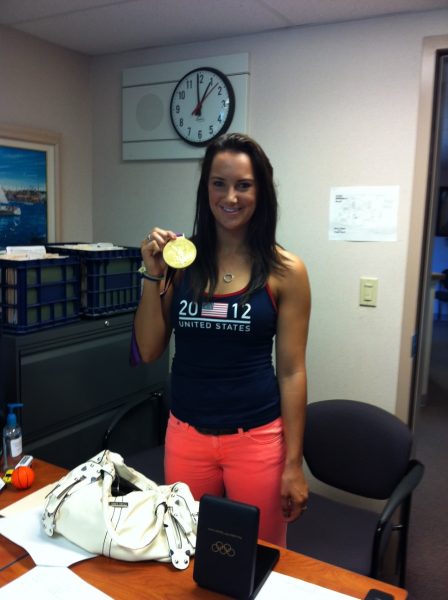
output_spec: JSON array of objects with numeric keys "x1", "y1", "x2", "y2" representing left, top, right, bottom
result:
[{"x1": 164, "y1": 413, "x2": 287, "y2": 547}]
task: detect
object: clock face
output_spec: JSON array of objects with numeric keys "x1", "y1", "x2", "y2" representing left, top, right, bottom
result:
[{"x1": 170, "y1": 67, "x2": 235, "y2": 147}]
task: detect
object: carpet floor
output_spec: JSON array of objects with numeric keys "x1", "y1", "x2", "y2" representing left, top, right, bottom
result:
[{"x1": 405, "y1": 320, "x2": 448, "y2": 599}]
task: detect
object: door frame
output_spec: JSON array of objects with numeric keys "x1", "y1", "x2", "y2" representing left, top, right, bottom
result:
[{"x1": 397, "y1": 34, "x2": 448, "y2": 428}]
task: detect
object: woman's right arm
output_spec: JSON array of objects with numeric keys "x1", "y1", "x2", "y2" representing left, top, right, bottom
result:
[{"x1": 133, "y1": 228, "x2": 177, "y2": 363}]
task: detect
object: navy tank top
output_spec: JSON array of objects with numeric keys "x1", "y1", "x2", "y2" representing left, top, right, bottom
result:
[{"x1": 170, "y1": 272, "x2": 281, "y2": 429}]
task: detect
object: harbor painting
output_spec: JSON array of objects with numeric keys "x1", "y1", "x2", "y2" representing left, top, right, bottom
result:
[{"x1": 0, "y1": 142, "x2": 49, "y2": 247}]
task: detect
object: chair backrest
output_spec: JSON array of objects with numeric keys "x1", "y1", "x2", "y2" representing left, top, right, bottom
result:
[
  {"x1": 103, "y1": 387, "x2": 169, "y2": 455},
  {"x1": 303, "y1": 399, "x2": 413, "y2": 499}
]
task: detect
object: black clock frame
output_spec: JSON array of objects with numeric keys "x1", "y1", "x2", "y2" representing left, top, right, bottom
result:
[{"x1": 169, "y1": 67, "x2": 236, "y2": 147}]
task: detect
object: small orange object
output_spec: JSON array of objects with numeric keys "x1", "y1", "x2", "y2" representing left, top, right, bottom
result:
[{"x1": 11, "y1": 466, "x2": 35, "y2": 490}]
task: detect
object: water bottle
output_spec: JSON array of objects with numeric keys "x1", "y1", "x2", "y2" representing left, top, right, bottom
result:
[{"x1": 2, "y1": 403, "x2": 23, "y2": 470}]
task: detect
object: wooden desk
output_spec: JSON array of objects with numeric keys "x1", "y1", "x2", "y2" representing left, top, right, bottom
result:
[
  {"x1": 0, "y1": 538, "x2": 27, "y2": 573},
  {"x1": 0, "y1": 460, "x2": 407, "y2": 599}
]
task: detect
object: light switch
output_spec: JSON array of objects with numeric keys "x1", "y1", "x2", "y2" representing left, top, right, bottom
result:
[{"x1": 359, "y1": 277, "x2": 378, "y2": 307}]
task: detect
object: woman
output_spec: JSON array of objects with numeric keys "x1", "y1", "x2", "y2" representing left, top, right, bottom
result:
[{"x1": 134, "y1": 133, "x2": 311, "y2": 546}]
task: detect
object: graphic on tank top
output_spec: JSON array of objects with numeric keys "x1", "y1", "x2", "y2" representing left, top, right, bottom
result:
[{"x1": 177, "y1": 296, "x2": 253, "y2": 332}]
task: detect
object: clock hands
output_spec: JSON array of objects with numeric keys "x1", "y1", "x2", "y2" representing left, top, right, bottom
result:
[
  {"x1": 192, "y1": 79, "x2": 219, "y2": 116},
  {"x1": 196, "y1": 73, "x2": 201, "y2": 116},
  {"x1": 192, "y1": 80, "x2": 211, "y2": 116},
  {"x1": 203, "y1": 82, "x2": 219, "y2": 102}
]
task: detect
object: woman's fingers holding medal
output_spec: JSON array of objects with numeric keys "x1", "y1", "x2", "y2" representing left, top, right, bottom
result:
[
  {"x1": 142, "y1": 228, "x2": 177, "y2": 255},
  {"x1": 141, "y1": 228, "x2": 197, "y2": 270},
  {"x1": 140, "y1": 229, "x2": 177, "y2": 277}
]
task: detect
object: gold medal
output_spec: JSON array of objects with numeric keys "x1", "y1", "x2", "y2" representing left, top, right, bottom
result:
[{"x1": 163, "y1": 235, "x2": 197, "y2": 269}]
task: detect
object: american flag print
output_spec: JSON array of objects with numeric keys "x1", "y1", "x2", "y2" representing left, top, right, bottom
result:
[{"x1": 201, "y1": 302, "x2": 228, "y2": 319}]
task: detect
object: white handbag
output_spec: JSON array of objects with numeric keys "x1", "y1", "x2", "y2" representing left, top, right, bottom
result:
[{"x1": 42, "y1": 450, "x2": 199, "y2": 570}]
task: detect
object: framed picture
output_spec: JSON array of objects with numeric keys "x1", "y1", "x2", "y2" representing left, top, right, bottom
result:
[
  {"x1": 436, "y1": 186, "x2": 448, "y2": 237},
  {"x1": 0, "y1": 125, "x2": 60, "y2": 248}
]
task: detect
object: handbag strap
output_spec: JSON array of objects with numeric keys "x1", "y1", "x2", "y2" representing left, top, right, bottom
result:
[
  {"x1": 163, "y1": 509, "x2": 192, "y2": 570},
  {"x1": 42, "y1": 460, "x2": 104, "y2": 536},
  {"x1": 101, "y1": 471, "x2": 166, "y2": 551},
  {"x1": 163, "y1": 482, "x2": 199, "y2": 569},
  {"x1": 166, "y1": 483, "x2": 198, "y2": 546}
]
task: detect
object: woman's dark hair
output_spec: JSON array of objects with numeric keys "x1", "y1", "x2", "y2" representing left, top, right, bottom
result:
[{"x1": 189, "y1": 132, "x2": 285, "y2": 300}]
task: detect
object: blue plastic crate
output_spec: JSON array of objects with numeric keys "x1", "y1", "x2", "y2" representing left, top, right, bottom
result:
[
  {"x1": 0, "y1": 256, "x2": 81, "y2": 333},
  {"x1": 46, "y1": 245, "x2": 141, "y2": 316}
]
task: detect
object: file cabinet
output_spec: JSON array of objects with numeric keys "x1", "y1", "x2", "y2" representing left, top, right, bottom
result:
[{"x1": 0, "y1": 313, "x2": 168, "y2": 468}]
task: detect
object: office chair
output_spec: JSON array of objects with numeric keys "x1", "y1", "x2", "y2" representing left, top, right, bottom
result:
[
  {"x1": 102, "y1": 387, "x2": 168, "y2": 484},
  {"x1": 287, "y1": 399, "x2": 424, "y2": 587},
  {"x1": 435, "y1": 269, "x2": 448, "y2": 320}
]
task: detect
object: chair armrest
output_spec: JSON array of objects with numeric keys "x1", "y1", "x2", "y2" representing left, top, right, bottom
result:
[
  {"x1": 371, "y1": 459, "x2": 424, "y2": 579},
  {"x1": 378, "y1": 459, "x2": 424, "y2": 529},
  {"x1": 102, "y1": 390, "x2": 164, "y2": 450}
]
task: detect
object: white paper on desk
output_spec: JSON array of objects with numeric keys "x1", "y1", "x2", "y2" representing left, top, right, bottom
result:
[
  {"x1": 0, "y1": 483, "x2": 55, "y2": 517},
  {"x1": 0, "y1": 506, "x2": 96, "y2": 567},
  {"x1": 0, "y1": 566, "x2": 113, "y2": 599},
  {"x1": 257, "y1": 571, "x2": 357, "y2": 599}
]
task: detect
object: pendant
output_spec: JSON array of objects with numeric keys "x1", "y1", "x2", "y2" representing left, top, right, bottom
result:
[{"x1": 223, "y1": 273, "x2": 235, "y2": 283}]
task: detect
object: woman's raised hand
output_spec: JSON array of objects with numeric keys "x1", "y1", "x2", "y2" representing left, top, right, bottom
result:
[{"x1": 140, "y1": 227, "x2": 177, "y2": 276}]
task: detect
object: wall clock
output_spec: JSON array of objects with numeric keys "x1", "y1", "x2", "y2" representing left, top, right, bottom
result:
[
  {"x1": 122, "y1": 53, "x2": 249, "y2": 160},
  {"x1": 169, "y1": 67, "x2": 235, "y2": 147}
]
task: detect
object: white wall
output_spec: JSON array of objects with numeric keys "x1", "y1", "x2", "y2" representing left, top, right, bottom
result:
[
  {"x1": 2, "y1": 11, "x2": 445, "y2": 420},
  {"x1": 91, "y1": 10, "x2": 448, "y2": 419},
  {"x1": 0, "y1": 25, "x2": 93, "y2": 242}
]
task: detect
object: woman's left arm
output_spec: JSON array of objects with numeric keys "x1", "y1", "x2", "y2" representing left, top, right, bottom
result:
[{"x1": 275, "y1": 251, "x2": 311, "y2": 522}]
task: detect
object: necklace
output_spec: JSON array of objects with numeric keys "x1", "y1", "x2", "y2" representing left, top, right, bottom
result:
[{"x1": 223, "y1": 273, "x2": 235, "y2": 283}]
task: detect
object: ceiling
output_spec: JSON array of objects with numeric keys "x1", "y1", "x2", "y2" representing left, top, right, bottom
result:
[{"x1": 0, "y1": 0, "x2": 446, "y2": 57}]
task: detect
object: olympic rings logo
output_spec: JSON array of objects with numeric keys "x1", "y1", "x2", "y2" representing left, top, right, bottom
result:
[{"x1": 211, "y1": 541, "x2": 236, "y2": 557}]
